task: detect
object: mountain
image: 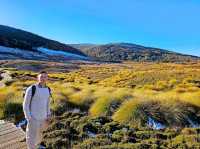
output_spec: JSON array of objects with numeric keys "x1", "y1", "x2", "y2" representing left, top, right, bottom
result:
[
  {"x1": 0, "y1": 25, "x2": 89, "y2": 61},
  {"x1": 70, "y1": 43, "x2": 200, "y2": 63},
  {"x1": 0, "y1": 25, "x2": 199, "y2": 63}
]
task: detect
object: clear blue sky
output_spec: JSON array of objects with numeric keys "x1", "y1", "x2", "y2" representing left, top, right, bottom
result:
[{"x1": 0, "y1": 0, "x2": 200, "y2": 56}]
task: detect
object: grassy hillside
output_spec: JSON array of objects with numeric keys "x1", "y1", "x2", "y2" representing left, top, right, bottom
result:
[
  {"x1": 1, "y1": 25, "x2": 199, "y2": 64},
  {"x1": 1, "y1": 61, "x2": 200, "y2": 148},
  {"x1": 71, "y1": 43, "x2": 200, "y2": 63},
  {"x1": 0, "y1": 25, "x2": 86, "y2": 56}
]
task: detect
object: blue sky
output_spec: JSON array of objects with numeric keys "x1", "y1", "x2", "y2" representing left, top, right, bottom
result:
[{"x1": 0, "y1": 0, "x2": 200, "y2": 56}]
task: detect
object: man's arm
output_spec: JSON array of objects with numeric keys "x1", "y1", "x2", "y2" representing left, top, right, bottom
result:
[
  {"x1": 23, "y1": 86, "x2": 32, "y2": 120},
  {"x1": 47, "y1": 97, "x2": 51, "y2": 118},
  {"x1": 47, "y1": 88, "x2": 52, "y2": 118}
]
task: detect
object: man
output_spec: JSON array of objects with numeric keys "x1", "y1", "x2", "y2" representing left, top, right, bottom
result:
[{"x1": 23, "y1": 71, "x2": 52, "y2": 149}]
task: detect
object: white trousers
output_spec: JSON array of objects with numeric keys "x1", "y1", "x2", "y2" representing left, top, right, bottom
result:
[{"x1": 26, "y1": 118, "x2": 46, "y2": 149}]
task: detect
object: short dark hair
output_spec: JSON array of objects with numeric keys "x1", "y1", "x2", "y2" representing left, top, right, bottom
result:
[{"x1": 39, "y1": 71, "x2": 48, "y2": 74}]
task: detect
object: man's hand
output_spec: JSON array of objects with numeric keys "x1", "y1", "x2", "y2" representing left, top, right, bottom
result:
[
  {"x1": 27, "y1": 116, "x2": 32, "y2": 122},
  {"x1": 42, "y1": 119, "x2": 50, "y2": 131},
  {"x1": 46, "y1": 114, "x2": 51, "y2": 124},
  {"x1": 45, "y1": 118, "x2": 50, "y2": 123},
  {"x1": 43, "y1": 115, "x2": 51, "y2": 130}
]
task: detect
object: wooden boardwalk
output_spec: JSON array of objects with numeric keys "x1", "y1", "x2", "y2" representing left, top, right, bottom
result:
[{"x1": 0, "y1": 120, "x2": 27, "y2": 149}]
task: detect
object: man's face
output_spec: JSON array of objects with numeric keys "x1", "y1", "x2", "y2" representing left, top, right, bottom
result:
[{"x1": 38, "y1": 73, "x2": 48, "y2": 83}]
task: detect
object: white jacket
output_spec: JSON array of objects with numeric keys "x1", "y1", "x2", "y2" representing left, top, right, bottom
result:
[{"x1": 23, "y1": 84, "x2": 51, "y2": 120}]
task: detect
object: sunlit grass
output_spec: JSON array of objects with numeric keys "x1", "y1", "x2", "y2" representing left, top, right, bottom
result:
[
  {"x1": 113, "y1": 89, "x2": 200, "y2": 127},
  {"x1": 1, "y1": 62, "x2": 200, "y2": 127},
  {"x1": 89, "y1": 94, "x2": 114, "y2": 117},
  {"x1": 111, "y1": 88, "x2": 133, "y2": 100},
  {"x1": 89, "y1": 87, "x2": 133, "y2": 117},
  {"x1": 112, "y1": 98, "x2": 140, "y2": 124},
  {"x1": 69, "y1": 88, "x2": 95, "y2": 105},
  {"x1": 179, "y1": 92, "x2": 200, "y2": 107}
]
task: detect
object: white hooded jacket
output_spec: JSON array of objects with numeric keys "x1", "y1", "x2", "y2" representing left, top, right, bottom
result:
[{"x1": 23, "y1": 84, "x2": 51, "y2": 121}]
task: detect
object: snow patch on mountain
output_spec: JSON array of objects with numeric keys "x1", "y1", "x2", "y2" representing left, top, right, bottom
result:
[
  {"x1": 0, "y1": 46, "x2": 89, "y2": 61},
  {"x1": 0, "y1": 46, "x2": 45, "y2": 59},
  {"x1": 37, "y1": 47, "x2": 88, "y2": 59}
]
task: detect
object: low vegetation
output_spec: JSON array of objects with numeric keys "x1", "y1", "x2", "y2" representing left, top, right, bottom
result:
[{"x1": 1, "y1": 61, "x2": 200, "y2": 148}]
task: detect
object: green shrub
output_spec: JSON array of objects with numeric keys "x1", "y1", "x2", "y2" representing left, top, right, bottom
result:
[{"x1": 3, "y1": 100, "x2": 24, "y2": 123}]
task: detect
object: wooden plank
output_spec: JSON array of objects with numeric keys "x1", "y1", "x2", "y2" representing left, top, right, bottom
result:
[
  {"x1": 0, "y1": 127, "x2": 18, "y2": 136},
  {"x1": 0, "y1": 130, "x2": 25, "y2": 143},
  {"x1": 0, "y1": 123, "x2": 14, "y2": 130},
  {"x1": 0, "y1": 121, "x2": 27, "y2": 149},
  {"x1": 0, "y1": 135, "x2": 26, "y2": 149}
]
